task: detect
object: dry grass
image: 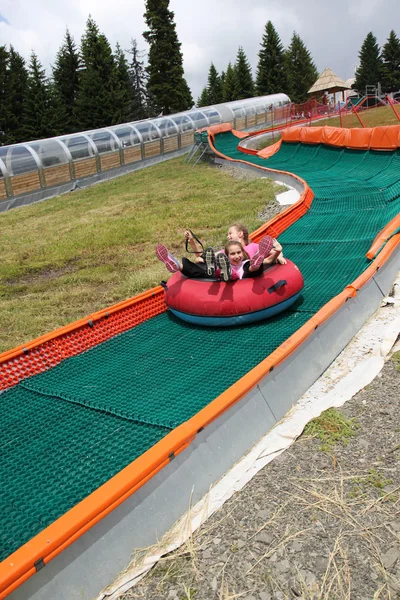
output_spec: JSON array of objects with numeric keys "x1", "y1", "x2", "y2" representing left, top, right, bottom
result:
[
  {"x1": 312, "y1": 105, "x2": 400, "y2": 129},
  {"x1": 125, "y1": 461, "x2": 400, "y2": 599}
]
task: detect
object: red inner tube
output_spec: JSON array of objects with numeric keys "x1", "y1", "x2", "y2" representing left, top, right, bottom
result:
[{"x1": 165, "y1": 259, "x2": 304, "y2": 317}]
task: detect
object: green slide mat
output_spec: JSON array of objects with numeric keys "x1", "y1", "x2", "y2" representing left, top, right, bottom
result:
[{"x1": 1, "y1": 132, "x2": 399, "y2": 562}]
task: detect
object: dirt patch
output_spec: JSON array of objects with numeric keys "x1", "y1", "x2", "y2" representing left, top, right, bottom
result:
[
  {"x1": 124, "y1": 355, "x2": 400, "y2": 600},
  {"x1": 6, "y1": 264, "x2": 79, "y2": 286}
]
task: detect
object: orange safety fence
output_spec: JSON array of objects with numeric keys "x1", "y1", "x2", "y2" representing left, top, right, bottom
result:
[{"x1": 1, "y1": 124, "x2": 400, "y2": 599}]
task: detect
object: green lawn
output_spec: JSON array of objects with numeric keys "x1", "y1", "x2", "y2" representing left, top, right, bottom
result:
[
  {"x1": 0, "y1": 159, "x2": 281, "y2": 353},
  {"x1": 311, "y1": 104, "x2": 400, "y2": 128}
]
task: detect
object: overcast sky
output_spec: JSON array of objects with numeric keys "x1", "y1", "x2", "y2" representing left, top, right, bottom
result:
[{"x1": 0, "y1": 0, "x2": 399, "y2": 102}]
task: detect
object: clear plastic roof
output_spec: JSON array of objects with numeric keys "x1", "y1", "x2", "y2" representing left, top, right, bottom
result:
[
  {"x1": 111, "y1": 125, "x2": 141, "y2": 147},
  {"x1": 0, "y1": 93, "x2": 290, "y2": 178}
]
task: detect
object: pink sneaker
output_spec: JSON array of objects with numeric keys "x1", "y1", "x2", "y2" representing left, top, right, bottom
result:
[
  {"x1": 156, "y1": 244, "x2": 180, "y2": 273},
  {"x1": 250, "y1": 235, "x2": 274, "y2": 269}
]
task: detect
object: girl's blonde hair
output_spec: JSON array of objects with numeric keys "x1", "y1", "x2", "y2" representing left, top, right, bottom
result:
[
  {"x1": 230, "y1": 223, "x2": 249, "y2": 244},
  {"x1": 224, "y1": 240, "x2": 250, "y2": 260}
]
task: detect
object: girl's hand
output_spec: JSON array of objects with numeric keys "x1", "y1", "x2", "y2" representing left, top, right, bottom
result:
[
  {"x1": 277, "y1": 253, "x2": 287, "y2": 265},
  {"x1": 184, "y1": 230, "x2": 193, "y2": 240},
  {"x1": 272, "y1": 239, "x2": 282, "y2": 253}
]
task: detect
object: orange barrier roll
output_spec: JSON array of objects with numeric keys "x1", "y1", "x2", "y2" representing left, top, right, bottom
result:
[
  {"x1": 279, "y1": 125, "x2": 400, "y2": 151},
  {"x1": 207, "y1": 123, "x2": 233, "y2": 136},
  {"x1": 369, "y1": 125, "x2": 400, "y2": 150},
  {"x1": 321, "y1": 126, "x2": 351, "y2": 147},
  {"x1": 231, "y1": 128, "x2": 249, "y2": 139},
  {"x1": 299, "y1": 127, "x2": 323, "y2": 144},
  {"x1": 353, "y1": 234, "x2": 400, "y2": 290},
  {"x1": 257, "y1": 140, "x2": 282, "y2": 158},
  {"x1": 346, "y1": 127, "x2": 373, "y2": 149},
  {"x1": 281, "y1": 127, "x2": 302, "y2": 142},
  {"x1": 366, "y1": 213, "x2": 400, "y2": 259}
]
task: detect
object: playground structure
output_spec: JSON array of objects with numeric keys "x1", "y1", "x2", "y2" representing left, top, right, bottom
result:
[
  {"x1": 0, "y1": 121, "x2": 399, "y2": 599},
  {"x1": 289, "y1": 92, "x2": 400, "y2": 128}
]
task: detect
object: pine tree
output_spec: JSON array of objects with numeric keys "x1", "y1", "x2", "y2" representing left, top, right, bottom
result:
[
  {"x1": 353, "y1": 32, "x2": 382, "y2": 94},
  {"x1": 52, "y1": 29, "x2": 81, "y2": 134},
  {"x1": 3, "y1": 46, "x2": 28, "y2": 144},
  {"x1": 75, "y1": 16, "x2": 117, "y2": 130},
  {"x1": 285, "y1": 32, "x2": 318, "y2": 103},
  {"x1": 113, "y1": 42, "x2": 133, "y2": 124},
  {"x1": 381, "y1": 30, "x2": 400, "y2": 93},
  {"x1": 206, "y1": 63, "x2": 223, "y2": 105},
  {"x1": 234, "y1": 47, "x2": 254, "y2": 100},
  {"x1": 197, "y1": 87, "x2": 210, "y2": 108},
  {"x1": 222, "y1": 62, "x2": 237, "y2": 102},
  {"x1": 127, "y1": 39, "x2": 149, "y2": 121},
  {"x1": 43, "y1": 80, "x2": 65, "y2": 138},
  {"x1": 256, "y1": 21, "x2": 287, "y2": 96},
  {"x1": 143, "y1": 0, "x2": 193, "y2": 115},
  {"x1": 0, "y1": 45, "x2": 9, "y2": 145},
  {"x1": 22, "y1": 52, "x2": 54, "y2": 141}
]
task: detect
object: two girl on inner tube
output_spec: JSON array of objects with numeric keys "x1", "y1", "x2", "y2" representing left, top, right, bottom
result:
[{"x1": 156, "y1": 223, "x2": 285, "y2": 282}]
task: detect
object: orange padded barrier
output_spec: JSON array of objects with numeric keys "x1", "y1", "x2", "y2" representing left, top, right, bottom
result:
[
  {"x1": 299, "y1": 127, "x2": 324, "y2": 144},
  {"x1": 346, "y1": 127, "x2": 374, "y2": 149},
  {"x1": 281, "y1": 127, "x2": 302, "y2": 142},
  {"x1": 369, "y1": 125, "x2": 400, "y2": 150},
  {"x1": 257, "y1": 140, "x2": 282, "y2": 158},
  {"x1": 321, "y1": 126, "x2": 351, "y2": 147},
  {"x1": 231, "y1": 129, "x2": 249, "y2": 139},
  {"x1": 0, "y1": 288, "x2": 166, "y2": 391},
  {"x1": 366, "y1": 213, "x2": 400, "y2": 259},
  {"x1": 207, "y1": 123, "x2": 233, "y2": 136},
  {"x1": 279, "y1": 124, "x2": 400, "y2": 151}
]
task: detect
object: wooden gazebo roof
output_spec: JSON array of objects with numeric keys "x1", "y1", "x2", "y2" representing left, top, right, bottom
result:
[{"x1": 308, "y1": 67, "x2": 351, "y2": 95}]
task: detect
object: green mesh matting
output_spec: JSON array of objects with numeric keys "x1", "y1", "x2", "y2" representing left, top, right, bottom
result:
[{"x1": 1, "y1": 133, "x2": 399, "y2": 562}]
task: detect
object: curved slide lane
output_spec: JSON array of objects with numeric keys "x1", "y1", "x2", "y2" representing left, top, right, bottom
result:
[{"x1": 0, "y1": 125, "x2": 400, "y2": 598}]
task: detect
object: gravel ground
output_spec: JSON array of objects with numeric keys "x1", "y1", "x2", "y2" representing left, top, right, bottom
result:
[
  {"x1": 120, "y1": 164, "x2": 400, "y2": 600},
  {"x1": 123, "y1": 353, "x2": 400, "y2": 600}
]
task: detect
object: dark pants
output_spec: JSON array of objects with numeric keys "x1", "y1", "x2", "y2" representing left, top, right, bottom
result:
[
  {"x1": 181, "y1": 258, "x2": 264, "y2": 280},
  {"x1": 241, "y1": 261, "x2": 264, "y2": 278},
  {"x1": 181, "y1": 257, "x2": 214, "y2": 279}
]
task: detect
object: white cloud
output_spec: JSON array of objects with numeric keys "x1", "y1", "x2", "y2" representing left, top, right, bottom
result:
[{"x1": 1, "y1": 0, "x2": 399, "y2": 100}]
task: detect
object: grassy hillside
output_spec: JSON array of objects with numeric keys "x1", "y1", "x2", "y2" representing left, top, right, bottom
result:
[{"x1": 0, "y1": 159, "x2": 280, "y2": 352}]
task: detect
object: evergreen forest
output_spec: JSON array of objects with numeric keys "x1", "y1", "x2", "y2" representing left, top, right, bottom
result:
[{"x1": 0, "y1": 1, "x2": 399, "y2": 146}]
